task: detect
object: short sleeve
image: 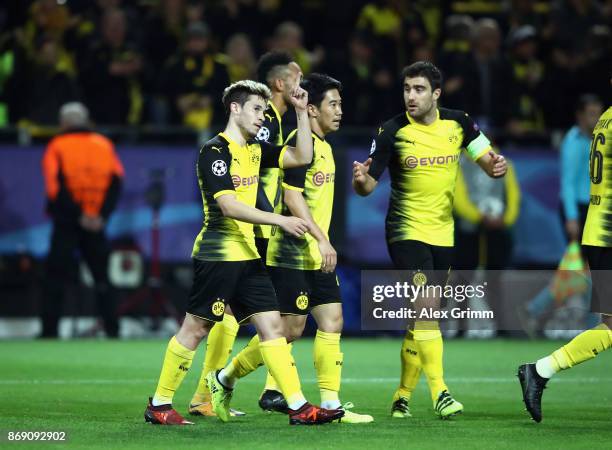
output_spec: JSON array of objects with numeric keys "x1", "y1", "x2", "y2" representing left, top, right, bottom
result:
[
  {"x1": 198, "y1": 144, "x2": 235, "y2": 199},
  {"x1": 459, "y1": 113, "x2": 491, "y2": 161},
  {"x1": 282, "y1": 165, "x2": 308, "y2": 192},
  {"x1": 368, "y1": 126, "x2": 394, "y2": 180},
  {"x1": 259, "y1": 140, "x2": 286, "y2": 169}
]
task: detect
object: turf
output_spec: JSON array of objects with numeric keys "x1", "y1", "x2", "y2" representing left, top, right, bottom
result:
[{"x1": 1, "y1": 338, "x2": 610, "y2": 449}]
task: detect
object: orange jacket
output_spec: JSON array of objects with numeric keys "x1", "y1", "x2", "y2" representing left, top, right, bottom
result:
[{"x1": 42, "y1": 130, "x2": 124, "y2": 219}]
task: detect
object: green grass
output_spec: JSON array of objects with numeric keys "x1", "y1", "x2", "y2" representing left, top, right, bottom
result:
[{"x1": 1, "y1": 338, "x2": 610, "y2": 449}]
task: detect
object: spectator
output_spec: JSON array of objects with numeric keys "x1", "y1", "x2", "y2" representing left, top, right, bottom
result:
[
  {"x1": 40, "y1": 102, "x2": 124, "y2": 338},
  {"x1": 13, "y1": 36, "x2": 80, "y2": 126},
  {"x1": 560, "y1": 94, "x2": 604, "y2": 243},
  {"x1": 223, "y1": 33, "x2": 257, "y2": 82},
  {"x1": 356, "y1": 0, "x2": 402, "y2": 69},
  {"x1": 158, "y1": 21, "x2": 230, "y2": 129},
  {"x1": 79, "y1": 8, "x2": 143, "y2": 125},
  {"x1": 469, "y1": 18, "x2": 512, "y2": 131},
  {"x1": 505, "y1": 25, "x2": 547, "y2": 138},
  {"x1": 271, "y1": 21, "x2": 324, "y2": 74}
]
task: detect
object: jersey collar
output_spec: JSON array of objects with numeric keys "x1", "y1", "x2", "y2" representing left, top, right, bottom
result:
[{"x1": 406, "y1": 108, "x2": 440, "y2": 126}]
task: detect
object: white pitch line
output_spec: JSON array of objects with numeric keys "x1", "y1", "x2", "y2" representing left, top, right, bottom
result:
[{"x1": 0, "y1": 377, "x2": 605, "y2": 385}]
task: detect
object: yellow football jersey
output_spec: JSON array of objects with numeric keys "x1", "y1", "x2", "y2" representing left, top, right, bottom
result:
[{"x1": 582, "y1": 107, "x2": 612, "y2": 247}]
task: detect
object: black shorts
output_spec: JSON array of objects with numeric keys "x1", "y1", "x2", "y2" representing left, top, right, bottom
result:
[
  {"x1": 583, "y1": 245, "x2": 612, "y2": 314},
  {"x1": 268, "y1": 266, "x2": 341, "y2": 315},
  {"x1": 387, "y1": 239, "x2": 452, "y2": 286},
  {"x1": 188, "y1": 258, "x2": 278, "y2": 324},
  {"x1": 255, "y1": 237, "x2": 269, "y2": 265}
]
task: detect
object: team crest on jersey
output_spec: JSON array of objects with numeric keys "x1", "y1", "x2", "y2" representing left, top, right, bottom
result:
[
  {"x1": 412, "y1": 271, "x2": 427, "y2": 286},
  {"x1": 251, "y1": 152, "x2": 261, "y2": 164},
  {"x1": 448, "y1": 133, "x2": 459, "y2": 144},
  {"x1": 369, "y1": 139, "x2": 376, "y2": 155},
  {"x1": 211, "y1": 160, "x2": 227, "y2": 176},
  {"x1": 295, "y1": 292, "x2": 309, "y2": 310},
  {"x1": 211, "y1": 299, "x2": 225, "y2": 316},
  {"x1": 256, "y1": 126, "x2": 270, "y2": 142}
]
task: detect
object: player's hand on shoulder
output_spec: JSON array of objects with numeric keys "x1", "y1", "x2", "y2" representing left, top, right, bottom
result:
[
  {"x1": 318, "y1": 240, "x2": 337, "y2": 273},
  {"x1": 279, "y1": 215, "x2": 309, "y2": 238},
  {"x1": 352, "y1": 158, "x2": 372, "y2": 182}
]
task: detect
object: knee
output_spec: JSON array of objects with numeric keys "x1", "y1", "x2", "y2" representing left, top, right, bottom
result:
[
  {"x1": 318, "y1": 312, "x2": 343, "y2": 334},
  {"x1": 180, "y1": 315, "x2": 212, "y2": 342}
]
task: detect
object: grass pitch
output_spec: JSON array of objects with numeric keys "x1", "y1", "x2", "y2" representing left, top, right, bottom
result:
[{"x1": 1, "y1": 338, "x2": 610, "y2": 449}]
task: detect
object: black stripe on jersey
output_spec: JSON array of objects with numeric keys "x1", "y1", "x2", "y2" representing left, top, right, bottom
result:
[{"x1": 368, "y1": 112, "x2": 409, "y2": 181}]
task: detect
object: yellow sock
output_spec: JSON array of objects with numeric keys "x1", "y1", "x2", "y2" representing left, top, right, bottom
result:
[
  {"x1": 413, "y1": 321, "x2": 447, "y2": 403},
  {"x1": 551, "y1": 323, "x2": 612, "y2": 371},
  {"x1": 153, "y1": 336, "x2": 195, "y2": 405},
  {"x1": 263, "y1": 343, "x2": 291, "y2": 392},
  {"x1": 394, "y1": 330, "x2": 422, "y2": 401},
  {"x1": 191, "y1": 314, "x2": 239, "y2": 404},
  {"x1": 260, "y1": 337, "x2": 305, "y2": 408},
  {"x1": 313, "y1": 330, "x2": 342, "y2": 408},
  {"x1": 224, "y1": 334, "x2": 264, "y2": 380}
]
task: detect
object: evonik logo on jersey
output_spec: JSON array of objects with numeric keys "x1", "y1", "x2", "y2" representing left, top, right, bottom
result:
[
  {"x1": 404, "y1": 154, "x2": 459, "y2": 169},
  {"x1": 232, "y1": 174, "x2": 259, "y2": 188},
  {"x1": 312, "y1": 171, "x2": 335, "y2": 186}
]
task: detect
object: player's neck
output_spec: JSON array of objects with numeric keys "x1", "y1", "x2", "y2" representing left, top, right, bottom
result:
[
  {"x1": 310, "y1": 119, "x2": 326, "y2": 140},
  {"x1": 270, "y1": 94, "x2": 288, "y2": 116},
  {"x1": 223, "y1": 121, "x2": 248, "y2": 146}
]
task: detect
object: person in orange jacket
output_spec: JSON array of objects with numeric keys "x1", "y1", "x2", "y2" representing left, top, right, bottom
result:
[{"x1": 41, "y1": 102, "x2": 124, "y2": 338}]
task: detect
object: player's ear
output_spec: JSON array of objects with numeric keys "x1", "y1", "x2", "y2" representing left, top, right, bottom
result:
[
  {"x1": 432, "y1": 88, "x2": 441, "y2": 101},
  {"x1": 274, "y1": 77, "x2": 284, "y2": 93},
  {"x1": 230, "y1": 101, "x2": 241, "y2": 115},
  {"x1": 307, "y1": 103, "x2": 318, "y2": 118}
]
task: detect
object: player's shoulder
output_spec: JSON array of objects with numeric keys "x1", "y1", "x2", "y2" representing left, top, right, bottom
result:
[
  {"x1": 378, "y1": 112, "x2": 410, "y2": 138},
  {"x1": 200, "y1": 134, "x2": 230, "y2": 155},
  {"x1": 439, "y1": 107, "x2": 472, "y2": 123}
]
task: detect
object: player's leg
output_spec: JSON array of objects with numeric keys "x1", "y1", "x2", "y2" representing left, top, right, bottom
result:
[
  {"x1": 208, "y1": 260, "x2": 344, "y2": 424},
  {"x1": 189, "y1": 308, "x2": 240, "y2": 416},
  {"x1": 41, "y1": 223, "x2": 78, "y2": 338},
  {"x1": 80, "y1": 228, "x2": 118, "y2": 337},
  {"x1": 258, "y1": 266, "x2": 309, "y2": 412},
  {"x1": 518, "y1": 246, "x2": 612, "y2": 422},
  {"x1": 387, "y1": 240, "x2": 426, "y2": 417},
  {"x1": 145, "y1": 259, "x2": 237, "y2": 425}
]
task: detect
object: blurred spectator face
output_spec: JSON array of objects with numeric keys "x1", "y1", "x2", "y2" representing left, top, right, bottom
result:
[
  {"x1": 403, "y1": 76, "x2": 440, "y2": 120},
  {"x1": 235, "y1": 95, "x2": 266, "y2": 138},
  {"x1": 275, "y1": 22, "x2": 303, "y2": 51},
  {"x1": 513, "y1": 39, "x2": 537, "y2": 61},
  {"x1": 226, "y1": 34, "x2": 254, "y2": 64},
  {"x1": 314, "y1": 88, "x2": 343, "y2": 134},
  {"x1": 102, "y1": 9, "x2": 126, "y2": 48},
  {"x1": 577, "y1": 101, "x2": 603, "y2": 131},
  {"x1": 185, "y1": 35, "x2": 208, "y2": 55},
  {"x1": 185, "y1": 1, "x2": 204, "y2": 23},
  {"x1": 349, "y1": 35, "x2": 373, "y2": 62},
  {"x1": 473, "y1": 19, "x2": 501, "y2": 57},
  {"x1": 38, "y1": 39, "x2": 59, "y2": 68}
]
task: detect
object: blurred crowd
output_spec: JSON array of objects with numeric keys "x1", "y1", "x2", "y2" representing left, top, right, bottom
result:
[{"x1": 0, "y1": 0, "x2": 610, "y2": 138}]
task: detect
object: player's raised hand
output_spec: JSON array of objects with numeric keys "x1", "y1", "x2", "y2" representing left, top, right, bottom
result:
[
  {"x1": 279, "y1": 216, "x2": 309, "y2": 238},
  {"x1": 318, "y1": 240, "x2": 337, "y2": 273},
  {"x1": 488, "y1": 151, "x2": 507, "y2": 178},
  {"x1": 352, "y1": 158, "x2": 372, "y2": 183},
  {"x1": 289, "y1": 85, "x2": 309, "y2": 111}
]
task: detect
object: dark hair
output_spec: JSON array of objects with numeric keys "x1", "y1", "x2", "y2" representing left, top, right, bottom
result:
[
  {"x1": 301, "y1": 73, "x2": 342, "y2": 108},
  {"x1": 401, "y1": 61, "x2": 443, "y2": 91},
  {"x1": 576, "y1": 93, "x2": 602, "y2": 112},
  {"x1": 221, "y1": 80, "x2": 271, "y2": 115},
  {"x1": 256, "y1": 51, "x2": 294, "y2": 85}
]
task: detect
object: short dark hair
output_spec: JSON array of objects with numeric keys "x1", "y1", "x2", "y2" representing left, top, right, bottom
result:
[
  {"x1": 221, "y1": 80, "x2": 271, "y2": 115},
  {"x1": 256, "y1": 51, "x2": 294, "y2": 86},
  {"x1": 401, "y1": 61, "x2": 443, "y2": 91},
  {"x1": 576, "y1": 93, "x2": 602, "y2": 112},
  {"x1": 301, "y1": 73, "x2": 342, "y2": 108}
]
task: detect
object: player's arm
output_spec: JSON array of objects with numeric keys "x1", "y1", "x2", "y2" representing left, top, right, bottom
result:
[
  {"x1": 282, "y1": 168, "x2": 337, "y2": 272},
  {"x1": 352, "y1": 126, "x2": 393, "y2": 196},
  {"x1": 199, "y1": 145, "x2": 308, "y2": 237},
  {"x1": 459, "y1": 112, "x2": 507, "y2": 178},
  {"x1": 279, "y1": 85, "x2": 313, "y2": 168},
  {"x1": 216, "y1": 194, "x2": 308, "y2": 238}
]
